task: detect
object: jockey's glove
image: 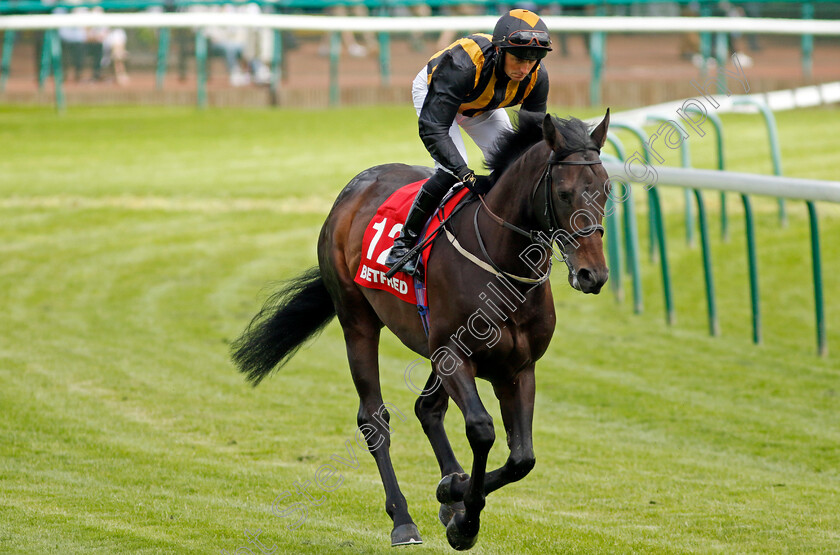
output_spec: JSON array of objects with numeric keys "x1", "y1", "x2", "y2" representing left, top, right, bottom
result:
[
  {"x1": 457, "y1": 168, "x2": 477, "y2": 188},
  {"x1": 458, "y1": 168, "x2": 493, "y2": 195}
]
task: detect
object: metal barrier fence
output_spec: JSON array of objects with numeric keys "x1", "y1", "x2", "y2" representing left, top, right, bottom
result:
[
  {"x1": 3, "y1": 12, "x2": 840, "y2": 109},
  {"x1": 3, "y1": 0, "x2": 840, "y2": 12},
  {"x1": 602, "y1": 98, "x2": 839, "y2": 357}
]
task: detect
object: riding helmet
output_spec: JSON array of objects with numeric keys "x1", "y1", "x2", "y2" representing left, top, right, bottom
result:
[{"x1": 492, "y1": 9, "x2": 552, "y2": 61}]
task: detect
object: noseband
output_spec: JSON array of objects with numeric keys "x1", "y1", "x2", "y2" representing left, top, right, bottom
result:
[{"x1": 461, "y1": 149, "x2": 605, "y2": 285}]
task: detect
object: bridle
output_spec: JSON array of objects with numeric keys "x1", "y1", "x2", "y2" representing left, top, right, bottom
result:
[
  {"x1": 448, "y1": 149, "x2": 604, "y2": 286},
  {"x1": 531, "y1": 149, "x2": 605, "y2": 246}
]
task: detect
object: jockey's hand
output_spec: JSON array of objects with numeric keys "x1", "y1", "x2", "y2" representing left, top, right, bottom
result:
[
  {"x1": 458, "y1": 168, "x2": 477, "y2": 189},
  {"x1": 458, "y1": 169, "x2": 493, "y2": 195}
]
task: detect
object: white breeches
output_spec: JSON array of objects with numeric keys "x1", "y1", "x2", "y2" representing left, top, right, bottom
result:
[{"x1": 412, "y1": 67, "x2": 513, "y2": 173}]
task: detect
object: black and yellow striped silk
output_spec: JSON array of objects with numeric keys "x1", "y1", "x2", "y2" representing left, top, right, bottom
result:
[{"x1": 418, "y1": 33, "x2": 549, "y2": 176}]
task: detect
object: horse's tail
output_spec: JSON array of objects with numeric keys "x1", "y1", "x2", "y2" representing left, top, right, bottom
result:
[{"x1": 231, "y1": 267, "x2": 336, "y2": 386}]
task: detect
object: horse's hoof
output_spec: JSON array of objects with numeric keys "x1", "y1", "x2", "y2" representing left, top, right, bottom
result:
[
  {"x1": 391, "y1": 523, "x2": 422, "y2": 546},
  {"x1": 446, "y1": 515, "x2": 479, "y2": 551},
  {"x1": 436, "y1": 472, "x2": 469, "y2": 504},
  {"x1": 438, "y1": 501, "x2": 466, "y2": 527}
]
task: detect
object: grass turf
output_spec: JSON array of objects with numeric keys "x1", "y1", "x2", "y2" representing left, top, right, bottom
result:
[{"x1": 0, "y1": 104, "x2": 838, "y2": 554}]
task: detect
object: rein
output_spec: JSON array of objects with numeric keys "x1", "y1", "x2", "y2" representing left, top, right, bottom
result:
[{"x1": 447, "y1": 149, "x2": 604, "y2": 285}]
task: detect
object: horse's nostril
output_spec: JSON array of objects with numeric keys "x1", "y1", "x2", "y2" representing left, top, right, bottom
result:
[{"x1": 577, "y1": 268, "x2": 593, "y2": 285}]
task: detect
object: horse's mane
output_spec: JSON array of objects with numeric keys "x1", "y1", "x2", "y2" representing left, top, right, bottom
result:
[{"x1": 484, "y1": 111, "x2": 597, "y2": 176}]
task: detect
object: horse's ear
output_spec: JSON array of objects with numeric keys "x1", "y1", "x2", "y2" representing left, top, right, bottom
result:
[
  {"x1": 590, "y1": 108, "x2": 610, "y2": 149},
  {"x1": 543, "y1": 114, "x2": 565, "y2": 152}
]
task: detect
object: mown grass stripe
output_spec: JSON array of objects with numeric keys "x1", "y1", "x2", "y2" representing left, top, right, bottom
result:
[{"x1": 1, "y1": 105, "x2": 837, "y2": 554}]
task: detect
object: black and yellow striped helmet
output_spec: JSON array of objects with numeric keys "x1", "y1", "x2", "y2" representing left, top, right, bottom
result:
[{"x1": 492, "y1": 9, "x2": 552, "y2": 61}]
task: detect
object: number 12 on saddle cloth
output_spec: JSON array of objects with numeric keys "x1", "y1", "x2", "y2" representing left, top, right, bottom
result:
[{"x1": 354, "y1": 179, "x2": 470, "y2": 304}]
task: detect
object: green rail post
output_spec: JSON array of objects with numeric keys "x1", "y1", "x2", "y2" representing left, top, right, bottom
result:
[
  {"x1": 605, "y1": 196, "x2": 623, "y2": 302},
  {"x1": 647, "y1": 115, "x2": 694, "y2": 247},
  {"x1": 693, "y1": 189, "x2": 719, "y2": 336},
  {"x1": 39, "y1": 30, "x2": 52, "y2": 91},
  {"x1": 608, "y1": 122, "x2": 673, "y2": 325},
  {"x1": 378, "y1": 31, "x2": 391, "y2": 86},
  {"x1": 802, "y1": 2, "x2": 814, "y2": 80},
  {"x1": 597, "y1": 4, "x2": 607, "y2": 68},
  {"x1": 329, "y1": 31, "x2": 340, "y2": 107},
  {"x1": 156, "y1": 27, "x2": 170, "y2": 90},
  {"x1": 269, "y1": 2, "x2": 283, "y2": 99},
  {"x1": 605, "y1": 135, "x2": 629, "y2": 278},
  {"x1": 587, "y1": 4, "x2": 607, "y2": 106},
  {"x1": 732, "y1": 97, "x2": 786, "y2": 226},
  {"x1": 688, "y1": 107, "x2": 728, "y2": 240},
  {"x1": 49, "y1": 30, "x2": 65, "y2": 113},
  {"x1": 650, "y1": 188, "x2": 675, "y2": 325},
  {"x1": 376, "y1": 6, "x2": 390, "y2": 87},
  {"x1": 806, "y1": 201, "x2": 827, "y2": 356},
  {"x1": 741, "y1": 194, "x2": 761, "y2": 344},
  {"x1": 605, "y1": 136, "x2": 644, "y2": 313},
  {"x1": 714, "y1": 31, "x2": 728, "y2": 94},
  {"x1": 624, "y1": 175, "x2": 644, "y2": 315},
  {"x1": 646, "y1": 116, "x2": 717, "y2": 334},
  {"x1": 610, "y1": 122, "x2": 658, "y2": 263},
  {"x1": 1, "y1": 30, "x2": 15, "y2": 93},
  {"x1": 195, "y1": 29, "x2": 207, "y2": 109},
  {"x1": 699, "y1": 3, "x2": 712, "y2": 79},
  {"x1": 681, "y1": 108, "x2": 750, "y2": 339},
  {"x1": 601, "y1": 152, "x2": 624, "y2": 303},
  {"x1": 588, "y1": 28, "x2": 605, "y2": 106},
  {"x1": 270, "y1": 29, "x2": 283, "y2": 103}
]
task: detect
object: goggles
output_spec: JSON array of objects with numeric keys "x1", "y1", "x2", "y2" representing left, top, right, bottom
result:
[{"x1": 503, "y1": 30, "x2": 551, "y2": 49}]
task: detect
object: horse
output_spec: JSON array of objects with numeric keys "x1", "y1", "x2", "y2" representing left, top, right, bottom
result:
[{"x1": 232, "y1": 110, "x2": 611, "y2": 550}]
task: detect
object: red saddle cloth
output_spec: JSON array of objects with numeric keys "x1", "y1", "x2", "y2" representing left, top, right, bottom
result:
[{"x1": 354, "y1": 179, "x2": 470, "y2": 304}]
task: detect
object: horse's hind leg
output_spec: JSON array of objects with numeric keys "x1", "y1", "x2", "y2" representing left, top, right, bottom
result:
[
  {"x1": 414, "y1": 370, "x2": 467, "y2": 526},
  {"x1": 340, "y1": 314, "x2": 422, "y2": 546}
]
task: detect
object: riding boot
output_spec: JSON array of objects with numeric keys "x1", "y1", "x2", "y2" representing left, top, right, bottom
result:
[{"x1": 384, "y1": 184, "x2": 447, "y2": 275}]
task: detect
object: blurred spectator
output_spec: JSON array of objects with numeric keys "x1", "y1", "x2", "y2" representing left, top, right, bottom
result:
[
  {"x1": 55, "y1": 4, "x2": 88, "y2": 81},
  {"x1": 391, "y1": 3, "x2": 432, "y2": 52},
  {"x1": 203, "y1": 2, "x2": 274, "y2": 86},
  {"x1": 679, "y1": 1, "x2": 701, "y2": 61},
  {"x1": 84, "y1": 9, "x2": 105, "y2": 81},
  {"x1": 319, "y1": 2, "x2": 379, "y2": 58},
  {"x1": 151, "y1": 0, "x2": 192, "y2": 82},
  {"x1": 435, "y1": 4, "x2": 480, "y2": 51},
  {"x1": 102, "y1": 27, "x2": 129, "y2": 85},
  {"x1": 632, "y1": 1, "x2": 679, "y2": 17},
  {"x1": 239, "y1": 1, "x2": 274, "y2": 84},
  {"x1": 717, "y1": 0, "x2": 754, "y2": 67},
  {"x1": 89, "y1": 6, "x2": 128, "y2": 85},
  {"x1": 683, "y1": 1, "x2": 754, "y2": 69},
  {"x1": 206, "y1": 4, "x2": 250, "y2": 85},
  {"x1": 55, "y1": 2, "x2": 103, "y2": 82},
  {"x1": 743, "y1": 2, "x2": 762, "y2": 51}
]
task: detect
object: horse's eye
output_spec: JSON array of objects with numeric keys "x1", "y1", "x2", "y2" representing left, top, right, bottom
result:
[{"x1": 557, "y1": 191, "x2": 573, "y2": 203}]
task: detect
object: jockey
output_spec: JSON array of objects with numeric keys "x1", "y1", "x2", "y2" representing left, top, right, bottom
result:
[{"x1": 385, "y1": 9, "x2": 552, "y2": 275}]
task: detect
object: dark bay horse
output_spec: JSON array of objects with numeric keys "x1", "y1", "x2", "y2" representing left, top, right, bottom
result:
[{"x1": 232, "y1": 110, "x2": 611, "y2": 550}]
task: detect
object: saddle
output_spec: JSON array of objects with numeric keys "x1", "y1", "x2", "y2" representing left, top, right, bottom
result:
[{"x1": 354, "y1": 179, "x2": 471, "y2": 309}]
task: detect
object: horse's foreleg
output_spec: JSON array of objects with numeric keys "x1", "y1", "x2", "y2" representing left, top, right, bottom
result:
[
  {"x1": 414, "y1": 370, "x2": 467, "y2": 526},
  {"x1": 435, "y1": 358, "x2": 494, "y2": 551},
  {"x1": 343, "y1": 325, "x2": 422, "y2": 546},
  {"x1": 483, "y1": 368, "x2": 537, "y2": 495},
  {"x1": 436, "y1": 368, "x2": 537, "y2": 503}
]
